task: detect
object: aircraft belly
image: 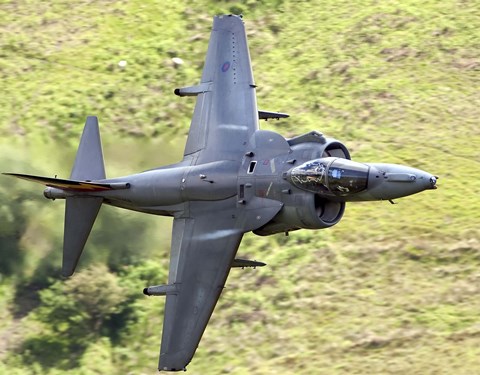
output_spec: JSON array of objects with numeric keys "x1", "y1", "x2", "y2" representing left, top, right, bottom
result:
[
  {"x1": 183, "y1": 160, "x2": 239, "y2": 201},
  {"x1": 101, "y1": 160, "x2": 241, "y2": 209}
]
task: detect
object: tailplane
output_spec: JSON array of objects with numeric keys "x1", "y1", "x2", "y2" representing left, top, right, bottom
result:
[{"x1": 2, "y1": 173, "x2": 127, "y2": 192}]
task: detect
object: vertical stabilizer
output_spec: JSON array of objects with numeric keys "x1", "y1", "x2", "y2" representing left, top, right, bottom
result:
[
  {"x1": 62, "y1": 117, "x2": 106, "y2": 276},
  {"x1": 62, "y1": 197, "x2": 102, "y2": 276},
  {"x1": 70, "y1": 116, "x2": 106, "y2": 180}
]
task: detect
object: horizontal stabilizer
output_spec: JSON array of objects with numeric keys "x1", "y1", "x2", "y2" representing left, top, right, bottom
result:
[
  {"x1": 3, "y1": 173, "x2": 129, "y2": 192},
  {"x1": 232, "y1": 258, "x2": 266, "y2": 268}
]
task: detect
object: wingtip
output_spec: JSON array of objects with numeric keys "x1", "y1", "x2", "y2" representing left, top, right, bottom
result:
[
  {"x1": 61, "y1": 266, "x2": 75, "y2": 278},
  {"x1": 158, "y1": 362, "x2": 188, "y2": 372},
  {"x1": 158, "y1": 349, "x2": 192, "y2": 372},
  {"x1": 214, "y1": 14, "x2": 245, "y2": 25}
]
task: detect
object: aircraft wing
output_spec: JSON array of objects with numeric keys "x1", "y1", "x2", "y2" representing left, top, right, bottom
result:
[
  {"x1": 156, "y1": 197, "x2": 282, "y2": 371},
  {"x1": 177, "y1": 15, "x2": 258, "y2": 165},
  {"x1": 155, "y1": 15, "x2": 282, "y2": 371}
]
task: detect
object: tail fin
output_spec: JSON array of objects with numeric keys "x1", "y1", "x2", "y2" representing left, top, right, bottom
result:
[
  {"x1": 63, "y1": 196, "x2": 102, "y2": 276},
  {"x1": 3, "y1": 117, "x2": 108, "y2": 276},
  {"x1": 70, "y1": 116, "x2": 106, "y2": 180},
  {"x1": 61, "y1": 116, "x2": 105, "y2": 276}
]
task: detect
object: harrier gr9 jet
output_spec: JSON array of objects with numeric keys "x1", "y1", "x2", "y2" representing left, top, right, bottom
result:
[{"x1": 4, "y1": 14, "x2": 437, "y2": 371}]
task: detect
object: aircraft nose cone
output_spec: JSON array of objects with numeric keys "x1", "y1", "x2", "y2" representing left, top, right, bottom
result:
[
  {"x1": 414, "y1": 170, "x2": 438, "y2": 191},
  {"x1": 364, "y1": 163, "x2": 437, "y2": 200}
]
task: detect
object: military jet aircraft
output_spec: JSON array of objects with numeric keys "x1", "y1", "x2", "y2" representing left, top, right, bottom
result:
[{"x1": 4, "y1": 14, "x2": 437, "y2": 372}]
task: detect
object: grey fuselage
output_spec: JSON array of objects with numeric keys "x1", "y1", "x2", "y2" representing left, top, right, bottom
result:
[{"x1": 44, "y1": 129, "x2": 436, "y2": 235}]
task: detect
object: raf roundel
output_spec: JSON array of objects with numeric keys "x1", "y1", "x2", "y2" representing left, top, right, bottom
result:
[{"x1": 221, "y1": 61, "x2": 230, "y2": 72}]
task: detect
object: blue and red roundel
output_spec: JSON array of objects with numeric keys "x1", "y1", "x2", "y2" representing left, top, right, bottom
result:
[{"x1": 221, "y1": 61, "x2": 231, "y2": 72}]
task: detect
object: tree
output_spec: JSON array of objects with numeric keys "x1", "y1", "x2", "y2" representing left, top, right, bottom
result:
[{"x1": 20, "y1": 265, "x2": 127, "y2": 369}]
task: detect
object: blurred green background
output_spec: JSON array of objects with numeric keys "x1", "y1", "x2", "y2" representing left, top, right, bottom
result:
[{"x1": 0, "y1": 1, "x2": 479, "y2": 374}]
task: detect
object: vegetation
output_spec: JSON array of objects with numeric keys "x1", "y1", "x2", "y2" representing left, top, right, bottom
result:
[{"x1": 0, "y1": 0, "x2": 479, "y2": 374}]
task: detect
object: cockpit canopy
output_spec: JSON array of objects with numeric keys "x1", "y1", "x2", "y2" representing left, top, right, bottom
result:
[{"x1": 288, "y1": 157, "x2": 369, "y2": 196}]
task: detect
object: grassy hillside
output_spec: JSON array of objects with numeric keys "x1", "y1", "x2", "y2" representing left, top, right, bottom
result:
[{"x1": 1, "y1": 0, "x2": 479, "y2": 374}]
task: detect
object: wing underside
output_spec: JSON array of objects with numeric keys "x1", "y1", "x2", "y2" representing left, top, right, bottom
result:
[
  {"x1": 158, "y1": 197, "x2": 282, "y2": 371},
  {"x1": 181, "y1": 15, "x2": 258, "y2": 165},
  {"x1": 159, "y1": 215, "x2": 242, "y2": 371}
]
